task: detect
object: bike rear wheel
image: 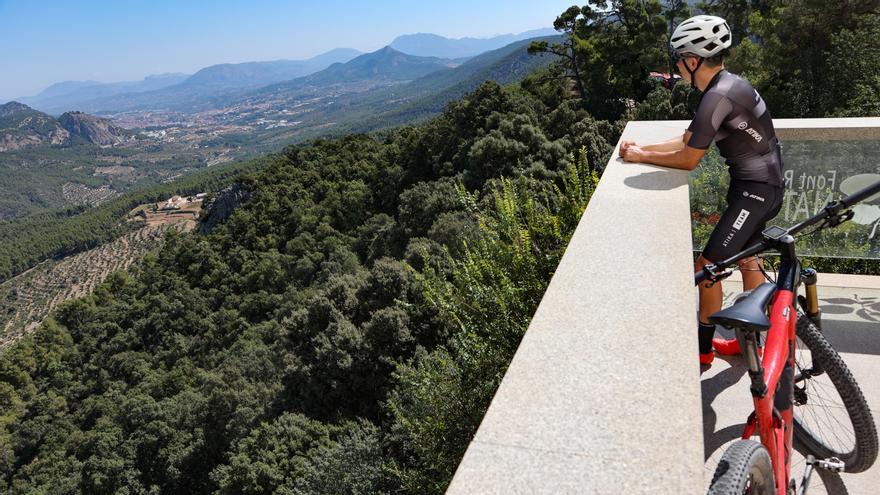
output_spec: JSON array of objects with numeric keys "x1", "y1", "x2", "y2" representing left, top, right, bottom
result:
[
  {"x1": 793, "y1": 315, "x2": 878, "y2": 473},
  {"x1": 707, "y1": 439, "x2": 775, "y2": 495}
]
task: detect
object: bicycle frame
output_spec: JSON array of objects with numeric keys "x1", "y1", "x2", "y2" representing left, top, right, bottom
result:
[{"x1": 738, "y1": 235, "x2": 800, "y2": 495}]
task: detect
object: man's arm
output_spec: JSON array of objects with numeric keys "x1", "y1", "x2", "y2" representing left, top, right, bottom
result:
[
  {"x1": 641, "y1": 135, "x2": 686, "y2": 152},
  {"x1": 622, "y1": 131, "x2": 707, "y2": 171},
  {"x1": 618, "y1": 134, "x2": 684, "y2": 156}
]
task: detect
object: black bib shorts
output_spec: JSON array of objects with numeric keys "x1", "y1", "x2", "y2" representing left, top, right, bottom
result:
[{"x1": 701, "y1": 180, "x2": 784, "y2": 262}]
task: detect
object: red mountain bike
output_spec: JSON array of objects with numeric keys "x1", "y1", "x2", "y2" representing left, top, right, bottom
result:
[{"x1": 697, "y1": 181, "x2": 880, "y2": 495}]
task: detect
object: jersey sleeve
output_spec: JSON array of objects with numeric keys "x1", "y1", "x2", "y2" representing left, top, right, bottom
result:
[{"x1": 687, "y1": 92, "x2": 733, "y2": 150}]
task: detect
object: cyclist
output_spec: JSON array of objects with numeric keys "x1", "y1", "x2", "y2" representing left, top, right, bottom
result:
[{"x1": 620, "y1": 15, "x2": 784, "y2": 365}]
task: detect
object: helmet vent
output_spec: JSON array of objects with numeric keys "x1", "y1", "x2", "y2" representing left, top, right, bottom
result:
[{"x1": 671, "y1": 14, "x2": 733, "y2": 58}]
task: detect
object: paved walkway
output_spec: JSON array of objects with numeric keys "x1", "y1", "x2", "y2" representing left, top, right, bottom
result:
[{"x1": 702, "y1": 273, "x2": 880, "y2": 494}]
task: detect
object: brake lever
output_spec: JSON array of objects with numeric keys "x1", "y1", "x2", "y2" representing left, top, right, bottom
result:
[
  {"x1": 701, "y1": 264, "x2": 733, "y2": 287},
  {"x1": 826, "y1": 208, "x2": 854, "y2": 228}
]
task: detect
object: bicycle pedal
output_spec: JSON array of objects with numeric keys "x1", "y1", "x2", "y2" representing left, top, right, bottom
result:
[{"x1": 808, "y1": 456, "x2": 845, "y2": 472}]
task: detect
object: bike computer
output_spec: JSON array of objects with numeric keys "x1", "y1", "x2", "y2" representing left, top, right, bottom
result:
[{"x1": 762, "y1": 225, "x2": 788, "y2": 240}]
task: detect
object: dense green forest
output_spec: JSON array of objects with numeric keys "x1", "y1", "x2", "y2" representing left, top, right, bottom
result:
[{"x1": 0, "y1": 1, "x2": 878, "y2": 494}]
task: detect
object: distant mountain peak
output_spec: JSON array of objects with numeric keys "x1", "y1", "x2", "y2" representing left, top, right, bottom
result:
[
  {"x1": 309, "y1": 47, "x2": 362, "y2": 59},
  {"x1": 0, "y1": 101, "x2": 35, "y2": 116}
]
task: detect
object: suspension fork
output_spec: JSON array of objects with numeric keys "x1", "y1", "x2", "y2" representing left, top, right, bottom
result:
[
  {"x1": 801, "y1": 268, "x2": 822, "y2": 331},
  {"x1": 798, "y1": 268, "x2": 825, "y2": 379}
]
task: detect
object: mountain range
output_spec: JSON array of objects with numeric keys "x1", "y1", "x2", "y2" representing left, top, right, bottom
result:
[
  {"x1": 174, "y1": 48, "x2": 364, "y2": 90},
  {"x1": 239, "y1": 47, "x2": 461, "y2": 105},
  {"x1": 389, "y1": 28, "x2": 556, "y2": 58},
  {"x1": 273, "y1": 35, "x2": 563, "y2": 137},
  {"x1": 11, "y1": 29, "x2": 555, "y2": 115},
  {"x1": 18, "y1": 74, "x2": 190, "y2": 116},
  {"x1": 18, "y1": 49, "x2": 364, "y2": 116}
]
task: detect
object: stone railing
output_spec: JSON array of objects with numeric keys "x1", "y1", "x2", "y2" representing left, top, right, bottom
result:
[{"x1": 446, "y1": 120, "x2": 704, "y2": 494}]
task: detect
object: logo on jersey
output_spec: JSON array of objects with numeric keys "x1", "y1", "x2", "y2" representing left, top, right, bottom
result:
[
  {"x1": 745, "y1": 127, "x2": 763, "y2": 142},
  {"x1": 737, "y1": 121, "x2": 748, "y2": 130},
  {"x1": 733, "y1": 209, "x2": 750, "y2": 230}
]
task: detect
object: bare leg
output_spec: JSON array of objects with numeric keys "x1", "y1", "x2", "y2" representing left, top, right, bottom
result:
[
  {"x1": 738, "y1": 256, "x2": 765, "y2": 291},
  {"x1": 695, "y1": 255, "x2": 722, "y2": 323}
]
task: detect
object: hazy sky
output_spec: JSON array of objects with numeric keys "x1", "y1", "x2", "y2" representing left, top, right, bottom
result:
[{"x1": 0, "y1": 0, "x2": 574, "y2": 100}]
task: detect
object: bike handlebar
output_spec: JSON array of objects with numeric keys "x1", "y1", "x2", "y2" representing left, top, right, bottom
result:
[
  {"x1": 840, "y1": 180, "x2": 880, "y2": 209},
  {"x1": 694, "y1": 179, "x2": 880, "y2": 286}
]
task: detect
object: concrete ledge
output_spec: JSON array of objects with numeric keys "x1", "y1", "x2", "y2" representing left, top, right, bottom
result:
[
  {"x1": 631, "y1": 117, "x2": 880, "y2": 141},
  {"x1": 446, "y1": 121, "x2": 704, "y2": 494}
]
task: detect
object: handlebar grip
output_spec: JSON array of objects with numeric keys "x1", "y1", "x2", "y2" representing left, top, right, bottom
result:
[
  {"x1": 841, "y1": 180, "x2": 880, "y2": 208},
  {"x1": 695, "y1": 270, "x2": 707, "y2": 286}
]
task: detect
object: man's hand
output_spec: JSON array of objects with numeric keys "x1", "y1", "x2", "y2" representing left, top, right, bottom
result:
[
  {"x1": 618, "y1": 140, "x2": 636, "y2": 157},
  {"x1": 621, "y1": 145, "x2": 644, "y2": 163}
]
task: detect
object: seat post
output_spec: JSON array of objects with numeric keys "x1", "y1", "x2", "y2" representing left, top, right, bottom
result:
[{"x1": 742, "y1": 329, "x2": 768, "y2": 397}]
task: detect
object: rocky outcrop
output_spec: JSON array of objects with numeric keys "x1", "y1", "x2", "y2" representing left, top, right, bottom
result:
[
  {"x1": 0, "y1": 102, "x2": 130, "y2": 151},
  {"x1": 58, "y1": 111, "x2": 131, "y2": 146},
  {"x1": 0, "y1": 101, "x2": 69, "y2": 151},
  {"x1": 199, "y1": 183, "x2": 254, "y2": 233}
]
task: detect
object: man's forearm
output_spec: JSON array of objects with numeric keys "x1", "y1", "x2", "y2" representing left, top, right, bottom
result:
[
  {"x1": 639, "y1": 149, "x2": 697, "y2": 170},
  {"x1": 621, "y1": 130, "x2": 705, "y2": 169},
  {"x1": 641, "y1": 135, "x2": 685, "y2": 153}
]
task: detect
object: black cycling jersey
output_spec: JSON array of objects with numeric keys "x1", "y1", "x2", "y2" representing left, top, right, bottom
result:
[{"x1": 687, "y1": 70, "x2": 783, "y2": 186}]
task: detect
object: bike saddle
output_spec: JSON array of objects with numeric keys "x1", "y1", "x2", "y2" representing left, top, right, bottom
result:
[{"x1": 709, "y1": 282, "x2": 777, "y2": 331}]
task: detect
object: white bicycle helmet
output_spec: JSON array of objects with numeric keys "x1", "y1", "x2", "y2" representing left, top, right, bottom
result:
[{"x1": 670, "y1": 15, "x2": 732, "y2": 58}]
